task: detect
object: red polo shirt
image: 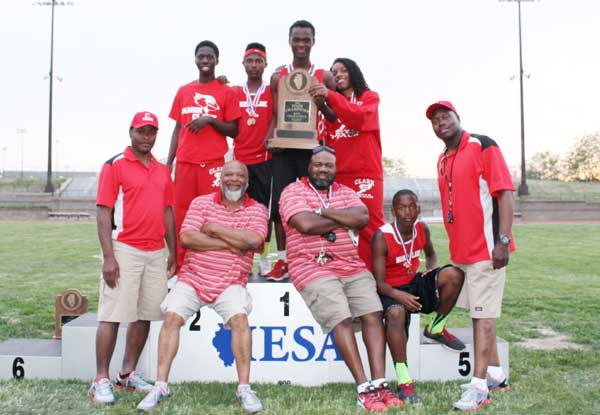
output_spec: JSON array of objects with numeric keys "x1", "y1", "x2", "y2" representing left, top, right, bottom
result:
[
  {"x1": 178, "y1": 192, "x2": 268, "y2": 303},
  {"x1": 279, "y1": 177, "x2": 367, "y2": 291},
  {"x1": 437, "y1": 131, "x2": 516, "y2": 264},
  {"x1": 96, "y1": 146, "x2": 174, "y2": 251}
]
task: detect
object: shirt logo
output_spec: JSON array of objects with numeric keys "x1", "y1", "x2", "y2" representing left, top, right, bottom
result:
[
  {"x1": 330, "y1": 123, "x2": 359, "y2": 140},
  {"x1": 210, "y1": 166, "x2": 222, "y2": 188},
  {"x1": 181, "y1": 93, "x2": 220, "y2": 119},
  {"x1": 354, "y1": 178, "x2": 374, "y2": 199}
]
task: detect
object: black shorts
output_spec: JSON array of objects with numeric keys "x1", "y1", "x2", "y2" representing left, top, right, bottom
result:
[
  {"x1": 246, "y1": 159, "x2": 272, "y2": 210},
  {"x1": 379, "y1": 265, "x2": 455, "y2": 315},
  {"x1": 270, "y1": 149, "x2": 312, "y2": 221}
]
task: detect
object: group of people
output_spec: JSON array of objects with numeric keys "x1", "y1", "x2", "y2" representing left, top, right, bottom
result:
[{"x1": 89, "y1": 19, "x2": 516, "y2": 414}]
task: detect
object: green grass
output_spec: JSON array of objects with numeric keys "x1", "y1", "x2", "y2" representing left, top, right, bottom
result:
[
  {"x1": 520, "y1": 179, "x2": 600, "y2": 202},
  {"x1": 0, "y1": 221, "x2": 599, "y2": 414},
  {"x1": 0, "y1": 177, "x2": 66, "y2": 193}
]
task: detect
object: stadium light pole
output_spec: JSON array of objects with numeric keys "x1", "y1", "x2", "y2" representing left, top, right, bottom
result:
[
  {"x1": 502, "y1": 0, "x2": 535, "y2": 196},
  {"x1": 34, "y1": 1, "x2": 73, "y2": 194}
]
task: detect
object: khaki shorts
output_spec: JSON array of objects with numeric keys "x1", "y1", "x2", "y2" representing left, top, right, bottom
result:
[
  {"x1": 299, "y1": 271, "x2": 383, "y2": 333},
  {"x1": 161, "y1": 282, "x2": 252, "y2": 328},
  {"x1": 455, "y1": 260, "x2": 506, "y2": 319},
  {"x1": 98, "y1": 241, "x2": 167, "y2": 323}
]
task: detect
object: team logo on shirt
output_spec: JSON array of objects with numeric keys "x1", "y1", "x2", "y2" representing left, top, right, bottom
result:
[
  {"x1": 354, "y1": 178, "x2": 374, "y2": 199},
  {"x1": 330, "y1": 123, "x2": 359, "y2": 140},
  {"x1": 395, "y1": 250, "x2": 421, "y2": 263},
  {"x1": 181, "y1": 93, "x2": 220, "y2": 119},
  {"x1": 210, "y1": 166, "x2": 222, "y2": 188}
]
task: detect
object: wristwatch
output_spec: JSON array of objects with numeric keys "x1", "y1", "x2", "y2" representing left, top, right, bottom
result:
[
  {"x1": 499, "y1": 234, "x2": 511, "y2": 246},
  {"x1": 315, "y1": 208, "x2": 322, "y2": 216}
]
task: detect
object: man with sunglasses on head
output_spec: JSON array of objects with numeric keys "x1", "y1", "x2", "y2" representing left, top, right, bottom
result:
[{"x1": 278, "y1": 146, "x2": 402, "y2": 413}]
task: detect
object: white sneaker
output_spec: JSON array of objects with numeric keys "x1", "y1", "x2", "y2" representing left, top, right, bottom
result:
[
  {"x1": 453, "y1": 384, "x2": 491, "y2": 412},
  {"x1": 88, "y1": 378, "x2": 115, "y2": 405},
  {"x1": 258, "y1": 257, "x2": 271, "y2": 276},
  {"x1": 137, "y1": 383, "x2": 171, "y2": 412},
  {"x1": 236, "y1": 387, "x2": 263, "y2": 413},
  {"x1": 115, "y1": 370, "x2": 154, "y2": 393}
]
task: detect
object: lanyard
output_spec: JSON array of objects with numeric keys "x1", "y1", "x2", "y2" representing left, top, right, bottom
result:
[
  {"x1": 308, "y1": 181, "x2": 332, "y2": 208},
  {"x1": 243, "y1": 82, "x2": 266, "y2": 117},
  {"x1": 393, "y1": 220, "x2": 416, "y2": 273},
  {"x1": 288, "y1": 63, "x2": 315, "y2": 76}
]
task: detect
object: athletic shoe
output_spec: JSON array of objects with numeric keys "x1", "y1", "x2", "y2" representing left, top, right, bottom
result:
[
  {"x1": 377, "y1": 381, "x2": 404, "y2": 408},
  {"x1": 452, "y1": 384, "x2": 491, "y2": 412},
  {"x1": 265, "y1": 260, "x2": 288, "y2": 281},
  {"x1": 258, "y1": 257, "x2": 271, "y2": 276},
  {"x1": 357, "y1": 385, "x2": 387, "y2": 412},
  {"x1": 423, "y1": 325, "x2": 466, "y2": 351},
  {"x1": 397, "y1": 382, "x2": 422, "y2": 405},
  {"x1": 486, "y1": 374, "x2": 510, "y2": 391},
  {"x1": 236, "y1": 387, "x2": 263, "y2": 414},
  {"x1": 88, "y1": 378, "x2": 115, "y2": 405},
  {"x1": 137, "y1": 384, "x2": 171, "y2": 412},
  {"x1": 115, "y1": 370, "x2": 153, "y2": 393}
]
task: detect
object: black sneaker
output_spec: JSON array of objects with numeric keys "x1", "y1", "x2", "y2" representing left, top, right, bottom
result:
[{"x1": 423, "y1": 325, "x2": 466, "y2": 351}]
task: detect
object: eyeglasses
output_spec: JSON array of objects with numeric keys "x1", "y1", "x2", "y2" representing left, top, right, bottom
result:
[{"x1": 312, "y1": 145, "x2": 336, "y2": 155}]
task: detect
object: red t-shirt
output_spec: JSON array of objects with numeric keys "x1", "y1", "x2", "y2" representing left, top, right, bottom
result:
[
  {"x1": 323, "y1": 90, "x2": 383, "y2": 179},
  {"x1": 232, "y1": 84, "x2": 272, "y2": 165},
  {"x1": 96, "y1": 146, "x2": 174, "y2": 251},
  {"x1": 169, "y1": 80, "x2": 241, "y2": 163},
  {"x1": 279, "y1": 177, "x2": 367, "y2": 291},
  {"x1": 278, "y1": 65, "x2": 327, "y2": 141},
  {"x1": 178, "y1": 192, "x2": 268, "y2": 303},
  {"x1": 380, "y1": 221, "x2": 427, "y2": 287},
  {"x1": 437, "y1": 131, "x2": 516, "y2": 264}
]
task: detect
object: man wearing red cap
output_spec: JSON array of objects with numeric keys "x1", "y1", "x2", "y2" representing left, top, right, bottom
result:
[
  {"x1": 90, "y1": 111, "x2": 177, "y2": 406},
  {"x1": 426, "y1": 101, "x2": 515, "y2": 412},
  {"x1": 167, "y1": 40, "x2": 242, "y2": 270}
]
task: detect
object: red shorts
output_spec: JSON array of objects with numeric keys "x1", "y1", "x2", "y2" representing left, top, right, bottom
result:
[
  {"x1": 174, "y1": 160, "x2": 224, "y2": 267},
  {"x1": 336, "y1": 175, "x2": 384, "y2": 271}
]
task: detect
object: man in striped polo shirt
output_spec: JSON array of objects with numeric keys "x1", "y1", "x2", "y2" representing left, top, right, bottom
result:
[
  {"x1": 137, "y1": 160, "x2": 269, "y2": 413},
  {"x1": 279, "y1": 146, "x2": 402, "y2": 413}
]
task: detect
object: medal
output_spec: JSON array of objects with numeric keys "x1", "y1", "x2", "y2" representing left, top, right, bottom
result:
[{"x1": 243, "y1": 82, "x2": 265, "y2": 128}]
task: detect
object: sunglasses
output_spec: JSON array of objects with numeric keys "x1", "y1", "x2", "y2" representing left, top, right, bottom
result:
[{"x1": 312, "y1": 145, "x2": 336, "y2": 155}]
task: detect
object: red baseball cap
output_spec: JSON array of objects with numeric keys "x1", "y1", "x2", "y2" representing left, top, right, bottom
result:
[
  {"x1": 425, "y1": 101, "x2": 458, "y2": 120},
  {"x1": 130, "y1": 111, "x2": 159, "y2": 129}
]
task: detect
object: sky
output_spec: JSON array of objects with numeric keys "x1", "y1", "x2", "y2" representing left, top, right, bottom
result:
[{"x1": 0, "y1": 0, "x2": 598, "y2": 177}]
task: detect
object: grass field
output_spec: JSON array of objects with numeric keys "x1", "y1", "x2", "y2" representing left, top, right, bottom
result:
[{"x1": 0, "y1": 221, "x2": 599, "y2": 414}]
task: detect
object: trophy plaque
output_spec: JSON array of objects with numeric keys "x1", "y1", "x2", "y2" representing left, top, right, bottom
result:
[
  {"x1": 268, "y1": 69, "x2": 319, "y2": 150},
  {"x1": 53, "y1": 288, "x2": 88, "y2": 339}
]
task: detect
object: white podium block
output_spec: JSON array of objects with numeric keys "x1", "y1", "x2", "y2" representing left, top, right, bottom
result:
[
  {"x1": 147, "y1": 282, "x2": 420, "y2": 385},
  {"x1": 418, "y1": 328, "x2": 509, "y2": 381},
  {"x1": 0, "y1": 339, "x2": 61, "y2": 380},
  {"x1": 61, "y1": 313, "x2": 151, "y2": 380}
]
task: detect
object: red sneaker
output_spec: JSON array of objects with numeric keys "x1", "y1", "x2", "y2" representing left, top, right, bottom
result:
[
  {"x1": 265, "y1": 260, "x2": 288, "y2": 281},
  {"x1": 357, "y1": 385, "x2": 387, "y2": 412},
  {"x1": 377, "y1": 382, "x2": 404, "y2": 408}
]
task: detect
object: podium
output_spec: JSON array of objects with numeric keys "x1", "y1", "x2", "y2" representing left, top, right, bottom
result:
[{"x1": 0, "y1": 281, "x2": 508, "y2": 384}]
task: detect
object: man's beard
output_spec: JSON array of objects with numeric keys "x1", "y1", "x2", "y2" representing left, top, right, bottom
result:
[
  {"x1": 309, "y1": 175, "x2": 335, "y2": 190},
  {"x1": 223, "y1": 184, "x2": 248, "y2": 202}
]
